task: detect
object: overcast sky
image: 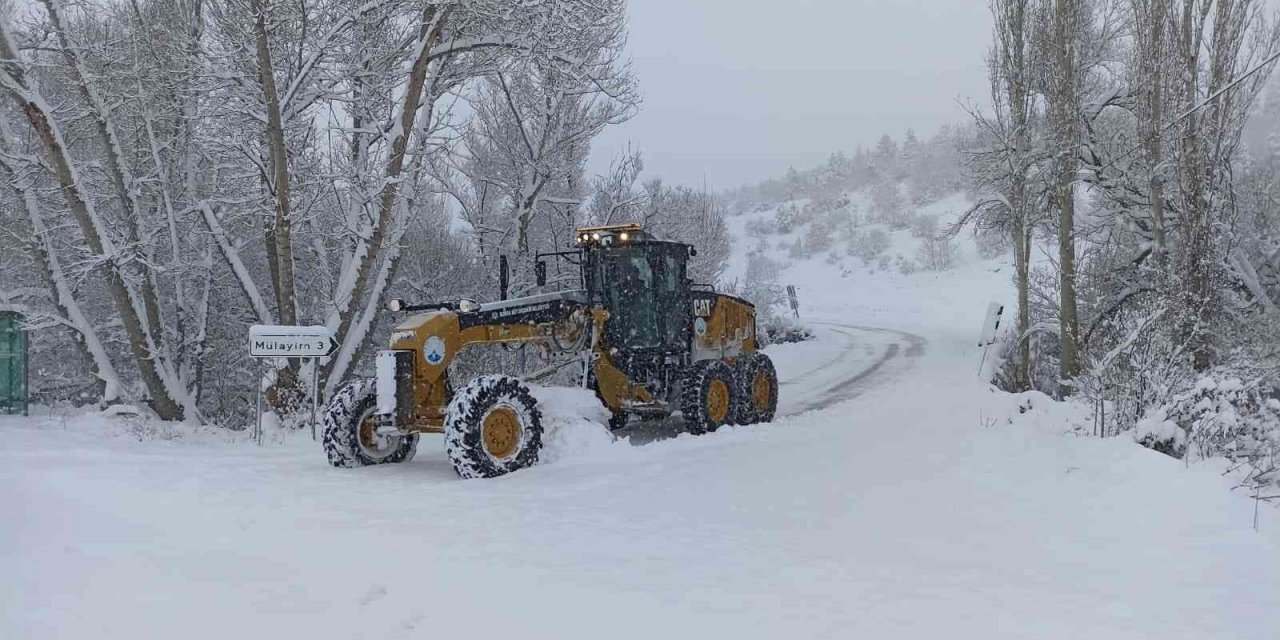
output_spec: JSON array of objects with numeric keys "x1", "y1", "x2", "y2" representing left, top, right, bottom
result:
[{"x1": 588, "y1": 0, "x2": 994, "y2": 190}]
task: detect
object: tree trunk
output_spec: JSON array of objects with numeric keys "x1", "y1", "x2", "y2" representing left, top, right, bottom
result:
[
  {"x1": 323, "y1": 5, "x2": 449, "y2": 390},
  {"x1": 1175, "y1": 0, "x2": 1212, "y2": 371},
  {"x1": 0, "y1": 119, "x2": 121, "y2": 404},
  {"x1": 250, "y1": 0, "x2": 304, "y2": 408},
  {"x1": 0, "y1": 24, "x2": 183, "y2": 419},
  {"x1": 251, "y1": 0, "x2": 297, "y2": 328},
  {"x1": 42, "y1": 0, "x2": 167, "y2": 351},
  {"x1": 1050, "y1": 0, "x2": 1083, "y2": 390},
  {"x1": 998, "y1": 0, "x2": 1034, "y2": 391},
  {"x1": 1137, "y1": 0, "x2": 1169, "y2": 265}
]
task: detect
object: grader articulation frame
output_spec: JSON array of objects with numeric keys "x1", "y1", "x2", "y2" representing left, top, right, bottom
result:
[{"x1": 322, "y1": 223, "x2": 778, "y2": 478}]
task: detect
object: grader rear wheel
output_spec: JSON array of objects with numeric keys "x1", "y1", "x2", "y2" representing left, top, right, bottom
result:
[
  {"x1": 681, "y1": 359, "x2": 738, "y2": 435},
  {"x1": 445, "y1": 375, "x2": 544, "y2": 479},
  {"x1": 734, "y1": 353, "x2": 778, "y2": 425},
  {"x1": 707, "y1": 378, "x2": 731, "y2": 424}
]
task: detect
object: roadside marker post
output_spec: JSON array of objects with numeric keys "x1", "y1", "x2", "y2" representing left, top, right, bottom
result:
[
  {"x1": 977, "y1": 302, "x2": 1005, "y2": 378},
  {"x1": 787, "y1": 285, "x2": 800, "y2": 319},
  {"x1": 248, "y1": 325, "x2": 339, "y2": 445}
]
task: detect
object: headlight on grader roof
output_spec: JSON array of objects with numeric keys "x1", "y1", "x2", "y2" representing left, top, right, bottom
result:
[
  {"x1": 387, "y1": 298, "x2": 405, "y2": 312},
  {"x1": 458, "y1": 298, "x2": 480, "y2": 313}
]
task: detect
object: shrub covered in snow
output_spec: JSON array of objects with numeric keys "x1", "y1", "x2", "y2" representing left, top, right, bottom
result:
[
  {"x1": 1133, "y1": 409, "x2": 1188, "y2": 459},
  {"x1": 851, "y1": 228, "x2": 890, "y2": 264},
  {"x1": 1134, "y1": 374, "x2": 1280, "y2": 485},
  {"x1": 760, "y1": 321, "x2": 815, "y2": 346}
]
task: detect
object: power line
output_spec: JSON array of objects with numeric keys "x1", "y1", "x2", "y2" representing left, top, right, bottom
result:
[{"x1": 1099, "y1": 47, "x2": 1280, "y2": 172}]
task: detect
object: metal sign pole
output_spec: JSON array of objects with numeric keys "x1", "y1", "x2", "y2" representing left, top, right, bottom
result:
[
  {"x1": 310, "y1": 358, "x2": 320, "y2": 441},
  {"x1": 254, "y1": 360, "x2": 264, "y2": 446}
]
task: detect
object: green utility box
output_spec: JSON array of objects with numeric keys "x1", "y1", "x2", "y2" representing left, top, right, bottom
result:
[{"x1": 0, "y1": 311, "x2": 28, "y2": 416}]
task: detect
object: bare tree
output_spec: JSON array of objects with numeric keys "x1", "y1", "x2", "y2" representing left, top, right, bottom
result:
[
  {"x1": 0, "y1": 14, "x2": 189, "y2": 419},
  {"x1": 1043, "y1": 0, "x2": 1085, "y2": 388}
]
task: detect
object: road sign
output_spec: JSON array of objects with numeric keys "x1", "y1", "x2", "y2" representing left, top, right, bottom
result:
[
  {"x1": 786, "y1": 285, "x2": 800, "y2": 318},
  {"x1": 977, "y1": 302, "x2": 1006, "y2": 378},
  {"x1": 249, "y1": 325, "x2": 338, "y2": 445},
  {"x1": 249, "y1": 325, "x2": 338, "y2": 359},
  {"x1": 978, "y1": 302, "x2": 1005, "y2": 347}
]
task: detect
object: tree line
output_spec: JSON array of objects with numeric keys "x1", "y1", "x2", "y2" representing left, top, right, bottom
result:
[
  {"x1": 965, "y1": 0, "x2": 1280, "y2": 469},
  {"x1": 0, "y1": 0, "x2": 728, "y2": 425}
]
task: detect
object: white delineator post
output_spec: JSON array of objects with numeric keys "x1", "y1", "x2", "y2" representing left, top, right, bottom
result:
[
  {"x1": 248, "y1": 325, "x2": 339, "y2": 445},
  {"x1": 977, "y1": 302, "x2": 1005, "y2": 378}
]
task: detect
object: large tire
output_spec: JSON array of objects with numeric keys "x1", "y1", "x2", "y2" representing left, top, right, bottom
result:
[
  {"x1": 322, "y1": 378, "x2": 419, "y2": 468},
  {"x1": 444, "y1": 375, "x2": 543, "y2": 479},
  {"x1": 734, "y1": 352, "x2": 778, "y2": 425},
  {"x1": 606, "y1": 411, "x2": 630, "y2": 431},
  {"x1": 680, "y1": 359, "x2": 738, "y2": 435}
]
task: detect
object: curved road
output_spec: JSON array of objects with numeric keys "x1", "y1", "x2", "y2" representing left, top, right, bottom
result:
[
  {"x1": 780, "y1": 322, "x2": 926, "y2": 416},
  {"x1": 623, "y1": 322, "x2": 926, "y2": 444}
]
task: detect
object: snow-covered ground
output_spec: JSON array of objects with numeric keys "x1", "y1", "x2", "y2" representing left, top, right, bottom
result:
[{"x1": 3, "y1": 197, "x2": 1279, "y2": 639}]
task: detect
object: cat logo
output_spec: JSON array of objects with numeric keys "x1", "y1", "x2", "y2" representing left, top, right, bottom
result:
[{"x1": 693, "y1": 299, "x2": 713, "y2": 317}]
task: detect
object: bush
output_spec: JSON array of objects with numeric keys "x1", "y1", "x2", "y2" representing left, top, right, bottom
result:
[
  {"x1": 805, "y1": 217, "x2": 835, "y2": 253},
  {"x1": 775, "y1": 204, "x2": 798, "y2": 234},
  {"x1": 1135, "y1": 374, "x2": 1280, "y2": 481},
  {"x1": 1133, "y1": 410, "x2": 1189, "y2": 459},
  {"x1": 917, "y1": 234, "x2": 957, "y2": 271},
  {"x1": 910, "y1": 214, "x2": 958, "y2": 271},
  {"x1": 852, "y1": 228, "x2": 890, "y2": 263},
  {"x1": 761, "y1": 321, "x2": 815, "y2": 346},
  {"x1": 745, "y1": 216, "x2": 777, "y2": 238},
  {"x1": 909, "y1": 213, "x2": 938, "y2": 239},
  {"x1": 896, "y1": 255, "x2": 917, "y2": 275},
  {"x1": 974, "y1": 227, "x2": 1007, "y2": 259}
]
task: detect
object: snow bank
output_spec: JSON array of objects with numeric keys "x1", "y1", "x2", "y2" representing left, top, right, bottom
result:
[{"x1": 530, "y1": 385, "x2": 619, "y2": 464}]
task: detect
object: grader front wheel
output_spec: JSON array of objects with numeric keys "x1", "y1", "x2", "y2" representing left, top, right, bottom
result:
[
  {"x1": 445, "y1": 375, "x2": 544, "y2": 479},
  {"x1": 322, "y1": 379, "x2": 419, "y2": 468}
]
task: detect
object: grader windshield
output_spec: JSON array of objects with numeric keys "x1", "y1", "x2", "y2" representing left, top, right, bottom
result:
[{"x1": 584, "y1": 242, "x2": 691, "y2": 352}]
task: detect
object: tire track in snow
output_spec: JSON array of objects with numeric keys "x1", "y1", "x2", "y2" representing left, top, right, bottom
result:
[
  {"x1": 781, "y1": 323, "x2": 926, "y2": 416},
  {"x1": 624, "y1": 323, "x2": 925, "y2": 443}
]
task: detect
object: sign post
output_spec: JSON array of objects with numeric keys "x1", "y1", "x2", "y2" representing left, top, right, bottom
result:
[
  {"x1": 786, "y1": 285, "x2": 800, "y2": 319},
  {"x1": 977, "y1": 302, "x2": 1005, "y2": 378},
  {"x1": 248, "y1": 325, "x2": 338, "y2": 445}
]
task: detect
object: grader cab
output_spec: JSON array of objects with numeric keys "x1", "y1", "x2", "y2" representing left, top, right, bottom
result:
[{"x1": 321, "y1": 223, "x2": 778, "y2": 478}]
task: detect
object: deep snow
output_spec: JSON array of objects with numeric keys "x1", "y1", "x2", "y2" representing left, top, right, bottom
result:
[{"x1": 3, "y1": 197, "x2": 1278, "y2": 639}]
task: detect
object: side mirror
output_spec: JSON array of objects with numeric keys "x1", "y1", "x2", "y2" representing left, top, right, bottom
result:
[
  {"x1": 689, "y1": 247, "x2": 698, "y2": 257},
  {"x1": 535, "y1": 261, "x2": 547, "y2": 287}
]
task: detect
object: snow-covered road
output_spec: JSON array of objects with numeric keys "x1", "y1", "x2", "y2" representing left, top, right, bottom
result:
[
  {"x1": 779, "y1": 323, "x2": 925, "y2": 416},
  {"x1": 4, "y1": 311, "x2": 1277, "y2": 640},
  {"x1": 5, "y1": 218, "x2": 1280, "y2": 640}
]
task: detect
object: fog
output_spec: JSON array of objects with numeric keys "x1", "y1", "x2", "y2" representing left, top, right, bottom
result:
[{"x1": 589, "y1": 0, "x2": 994, "y2": 189}]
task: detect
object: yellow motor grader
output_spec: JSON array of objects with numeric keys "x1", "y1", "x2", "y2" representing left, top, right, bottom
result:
[{"x1": 321, "y1": 223, "x2": 778, "y2": 478}]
